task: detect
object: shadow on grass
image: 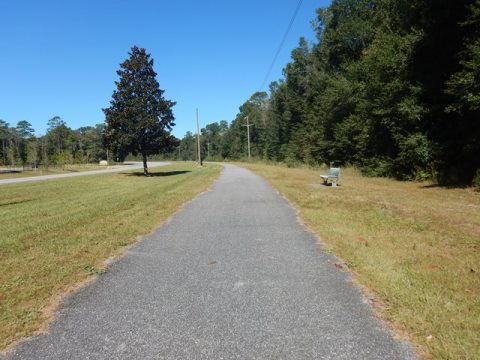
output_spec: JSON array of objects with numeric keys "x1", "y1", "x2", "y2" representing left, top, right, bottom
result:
[
  {"x1": 0, "y1": 170, "x2": 22, "y2": 174},
  {"x1": 321, "y1": 183, "x2": 341, "y2": 187},
  {"x1": 419, "y1": 183, "x2": 470, "y2": 189},
  {"x1": 124, "y1": 170, "x2": 192, "y2": 177},
  {"x1": 0, "y1": 199, "x2": 33, "y2": 207}
]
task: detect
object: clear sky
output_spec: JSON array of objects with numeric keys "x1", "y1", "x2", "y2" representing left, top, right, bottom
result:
[{"x1": 0, "y1": 0, "x2": 330, "y2": 138}]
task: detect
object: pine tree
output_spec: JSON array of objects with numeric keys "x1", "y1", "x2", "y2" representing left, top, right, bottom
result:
[{"x1": 103, "y1": 46, "x2": 175, "y2": 175}]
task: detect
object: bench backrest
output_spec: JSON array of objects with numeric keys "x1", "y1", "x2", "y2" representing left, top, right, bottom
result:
[{"x1": 330, "y1": 167, "x2": 340, "y2": 177}]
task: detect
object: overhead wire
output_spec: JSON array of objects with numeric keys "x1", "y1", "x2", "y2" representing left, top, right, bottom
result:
[{"x1": 259, "y1": 0, "x2": 304, "y2": 91}]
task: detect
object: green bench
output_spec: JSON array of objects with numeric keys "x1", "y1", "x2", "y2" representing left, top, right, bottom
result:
[{"x1": 320, "y1": 167, "x2": 340, "y2": 186}]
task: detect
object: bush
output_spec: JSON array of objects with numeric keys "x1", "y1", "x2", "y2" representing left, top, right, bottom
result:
[
  {"x1": 393, "y1": 133, "x2": 434, "y2": 180},
  {"x1": 360, "y1": 157, "x2": 393, "y2": 177}
]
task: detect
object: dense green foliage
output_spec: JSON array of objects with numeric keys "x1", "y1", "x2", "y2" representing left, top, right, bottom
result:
[
  {"x1": 179, "y1": 0, "x2": 480, "y2": 184},
  {"x1": 103, "y1": 46, "x2": 176, "y2": 175},
  {"x1": 0, "y1": 117, "x2": 107, "y2": 169}
]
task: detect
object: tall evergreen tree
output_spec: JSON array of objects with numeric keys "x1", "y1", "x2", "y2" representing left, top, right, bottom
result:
[
  {"x1": 16, "y1": 120, "x2": 34, "y2": 139},
  {"x1": 16, "y1": 120, "x2": 35, "y2": 164},
  {"x1": 46, "y1": 116, "x2": 68, "y2": 153},
  {"x1": 103, "y1": 46, "x2": 176, "y2": 175},
  {"x1": 443, "y1": 0, "x2": 480, "y2": 183},
  {"x1": 0, "y1": 120, "x2": 9, "y2": 165}
]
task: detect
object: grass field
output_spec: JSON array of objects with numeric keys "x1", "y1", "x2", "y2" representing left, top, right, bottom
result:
[
  {"x1": 239, "y1": 163, "x2": 479, "y2": 360},
  {"x1": 0, "y1": 162, "x2": 221, "y2": 350}
]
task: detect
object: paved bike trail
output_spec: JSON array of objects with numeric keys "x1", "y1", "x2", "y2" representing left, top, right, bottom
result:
[{"x1": 7, "y1": 164, "x2": 416, "y2": 359}]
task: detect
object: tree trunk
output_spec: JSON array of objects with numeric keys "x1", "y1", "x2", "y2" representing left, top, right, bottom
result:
[{"x1": 142, "y1": 152, "x2": 149, "y2": 176}]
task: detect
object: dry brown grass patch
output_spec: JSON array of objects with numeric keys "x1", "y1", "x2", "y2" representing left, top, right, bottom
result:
[{"x1": 238, "y1": 162, "x2": 479, "y2": 360}]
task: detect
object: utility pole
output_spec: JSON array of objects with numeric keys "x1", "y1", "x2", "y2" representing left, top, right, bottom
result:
[
  {"x1": 196, "y1": 108, "x2": 202, "y2": 166},
  {"x1": 242, "y1": 116, "x2": 253, "y2": 161}
]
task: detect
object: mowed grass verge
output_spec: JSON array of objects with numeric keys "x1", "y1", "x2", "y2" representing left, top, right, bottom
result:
[
  {"x1": 0, "y1": 162, "x2": 221, "y2": 350},
  {"x1": 238, "y1": 163, "x2": 479, "y2": 360}
]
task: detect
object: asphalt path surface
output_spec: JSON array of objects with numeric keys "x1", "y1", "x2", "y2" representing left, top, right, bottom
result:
[
  {"x1": 0, "y1": 162, "x2": 169, "y2": 186},
  {"x1": 7, "y1": 164, "x2": 417, "y2": 359}
]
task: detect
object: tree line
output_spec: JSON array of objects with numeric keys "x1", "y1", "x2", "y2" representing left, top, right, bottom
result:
[
  {"x1": 1, "y1": 47, "x2": 177, "y2": 174},
  {"x1": 0, "y1": 117, "x2": 106, "y2": 169},
  {"x1": 3, "y1": 1, "x2": 478, "y2": 183},
  {"x1": 179, "y1": 0, "x2": 480, "y2": 184}
]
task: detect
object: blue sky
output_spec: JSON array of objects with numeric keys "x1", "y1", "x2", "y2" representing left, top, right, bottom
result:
[{"x1": 0, "y1": 0, "x2": 330, "y2": 138}]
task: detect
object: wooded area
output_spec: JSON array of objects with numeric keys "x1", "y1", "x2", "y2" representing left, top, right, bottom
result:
[
  {"x1": 0, "y1": 117, "x2": 106, "y2": 170},
  {"x1": 179, "y1": 0, "x2": 480, "y2": 185},
  {"x1": 2, "y1": 0, "x2": 479, "y2": 184}
]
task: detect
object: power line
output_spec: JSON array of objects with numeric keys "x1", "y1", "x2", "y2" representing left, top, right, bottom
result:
[{"x1": 259, "y1": 0, "x2": 304, "y2": 91}]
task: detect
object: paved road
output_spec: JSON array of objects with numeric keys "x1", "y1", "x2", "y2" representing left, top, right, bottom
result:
[
  {"x1": 0, "y1": 162, "x2": 169, "y2": 186},
  {"x1": 7, "y1": 164, "x2": 416, "y2": 359}
]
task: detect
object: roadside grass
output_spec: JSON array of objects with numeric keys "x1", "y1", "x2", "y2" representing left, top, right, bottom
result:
[
  {"x1": 0, "y1": 162, "x2": 221, "y2": 350},
  {"x1": 238, "y1": 162, "x2": 480, "y2": 360},
  {"x1": 0, "y1": 164, "x2": 112, "y2": 180}
]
